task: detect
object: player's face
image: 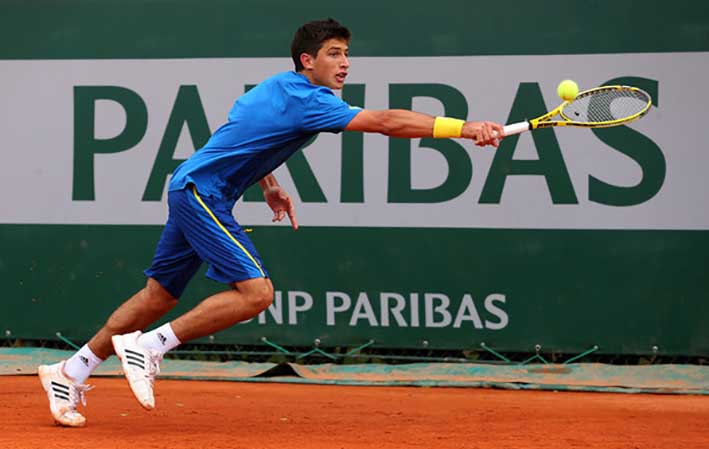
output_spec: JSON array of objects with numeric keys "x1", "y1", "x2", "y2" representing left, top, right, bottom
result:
[{"x1": 303, "y1": 38, "x2": 350, "y2": 90}]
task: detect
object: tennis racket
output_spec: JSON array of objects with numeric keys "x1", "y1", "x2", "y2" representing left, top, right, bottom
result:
[{"x1": 498, "y1": 85, "x2": 652, "y2": 137}]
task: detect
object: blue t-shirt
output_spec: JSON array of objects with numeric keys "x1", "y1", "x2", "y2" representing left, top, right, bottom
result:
[{"x1": 169, "y1": 71, "x2": 361, "y2": 204}]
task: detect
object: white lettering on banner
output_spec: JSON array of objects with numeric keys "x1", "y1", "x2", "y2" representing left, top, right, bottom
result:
[
  {"x1": 380, "y1": 292, "x2": 407, "y2": 327},
  {"x1": 1, "y1": 53, "x2": 708, "y2": 229},
  {"x1": 349, "y1": 292, "x2": 378, "y2": 326},
  {"x1": 255, "y1": 290, "x2": 510, "y2": 330},
  {"x1": 326, "y1": 291, "x2": 351, "y2": 325},
  {"x1": 287, "y1": 291, "x2": 313, "y2": 325},
  {"x1": 484, "y1": 293, "x2": 509, "y2": 330},
  {"x1": 425, "y1": 293, "x2": 452, "y2": 328},
  {"x1": 453, "y1": 294, "x2": 484, "y2": 329},
  {"x1": 410, "y1": 293, "x2": 420, "y2": 327}
]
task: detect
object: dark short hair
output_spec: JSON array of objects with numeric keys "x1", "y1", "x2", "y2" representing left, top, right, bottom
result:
[{"x1": 291, "y1": 18, "x2": 351, "y2": 72}]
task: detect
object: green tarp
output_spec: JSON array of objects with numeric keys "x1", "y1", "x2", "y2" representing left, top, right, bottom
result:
[{"x1": 2, "y1": 348, "x2": 707, "y2": 395}]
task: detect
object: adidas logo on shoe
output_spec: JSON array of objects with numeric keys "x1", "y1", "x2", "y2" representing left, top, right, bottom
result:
[
  {"x1": 125, "y1": 349, "x2": 146, "y2": 369},
  {"x1": 51, "y1": 380, "x2": 70, "y2": 401}
]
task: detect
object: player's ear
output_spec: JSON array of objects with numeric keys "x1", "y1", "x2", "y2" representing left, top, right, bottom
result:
[{"x1": 300, "y1": 52, "x2": 315, "y2": 70}]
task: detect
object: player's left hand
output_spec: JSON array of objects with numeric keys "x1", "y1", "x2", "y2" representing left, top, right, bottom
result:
[{"x1": 263, "y1": 186, "x2": 298, "y2": 230}]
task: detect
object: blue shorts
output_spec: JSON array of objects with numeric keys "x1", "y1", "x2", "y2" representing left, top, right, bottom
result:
[{"x1": 144, "y1": 185, "x2": 268, "y2": 298}]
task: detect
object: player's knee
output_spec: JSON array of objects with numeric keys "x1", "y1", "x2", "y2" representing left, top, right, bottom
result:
[
  {"x1": 240, "y1": 278, "x2": 274, "y2": 313},
  {"x1": 144, "y1": 278, "x2": 178, "y2": 310},
  {"x1": 251, "y1": 282, "x2": 274, "y2": 312}
]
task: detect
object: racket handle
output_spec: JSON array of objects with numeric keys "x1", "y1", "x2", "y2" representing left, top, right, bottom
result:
[
  {"x1": 492, "y1": 121, "x2": 530, "y2": 138},
  {"x1": 501, "y1": 121, "x2": 530, "y2": 136}
]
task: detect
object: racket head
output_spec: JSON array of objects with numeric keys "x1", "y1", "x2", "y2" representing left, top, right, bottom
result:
[{"x1": 559, "y1": 85, "x2": 652, "y2": 127}]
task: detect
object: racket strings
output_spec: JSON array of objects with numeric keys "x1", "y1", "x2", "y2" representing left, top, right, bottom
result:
[{"x1": 562, "y1": 89, "x2": 650, "y2": 124}]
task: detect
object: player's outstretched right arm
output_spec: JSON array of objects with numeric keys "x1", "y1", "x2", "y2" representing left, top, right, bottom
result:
[{"x1": 344, "y1": 109, "x2": 503, "y2": 147}]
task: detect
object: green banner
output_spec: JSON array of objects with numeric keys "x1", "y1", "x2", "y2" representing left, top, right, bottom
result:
[
  {"x1": 2, "y1": 225, "x2": 708, "y2": 356},
  {"x1": 2, "y1": 1, "x2": 708, "y2": 58}
]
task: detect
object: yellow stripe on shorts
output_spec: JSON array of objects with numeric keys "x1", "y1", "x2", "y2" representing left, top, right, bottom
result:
[{"x1": 191, "y1": 186, "x2": 265, "y2": 277}]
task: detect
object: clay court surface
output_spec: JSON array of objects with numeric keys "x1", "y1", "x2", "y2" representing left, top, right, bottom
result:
[{"x1": 1, "y1": 376, "x2": 707, "y2": 449}]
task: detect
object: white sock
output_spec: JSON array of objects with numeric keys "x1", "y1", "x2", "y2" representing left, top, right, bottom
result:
[
  {"x1": 63, "y1": 344, "x2": 103, "y2": 384},
  {"x1": 138, "y1": 322, "x2": 181, "y2": 356}
]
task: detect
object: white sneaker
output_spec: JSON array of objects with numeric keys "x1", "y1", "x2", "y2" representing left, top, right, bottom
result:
[
  {"x1": 111, "y1": 331, "x2": 162, "y2": 410},
  {"x1": 38, "y1": 361, "x2": 93, "y2": 427}
]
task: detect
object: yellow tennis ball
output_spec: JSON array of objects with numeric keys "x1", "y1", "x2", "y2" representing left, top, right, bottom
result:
[{"x1": 557, "y1": 79, "x2": 579, "y2": 101}]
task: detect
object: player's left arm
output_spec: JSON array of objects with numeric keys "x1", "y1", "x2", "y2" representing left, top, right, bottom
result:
[
  {"x1": 344, "y1": 109, "x2": 503, "y2": 147},
  {"x1": 258, "y1": 174, "x2": 298, "y2": 230}
]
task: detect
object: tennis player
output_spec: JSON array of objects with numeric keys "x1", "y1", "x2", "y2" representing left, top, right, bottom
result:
[{"x1": 39, "y1": 18, "x2": 504, "y2": 427}]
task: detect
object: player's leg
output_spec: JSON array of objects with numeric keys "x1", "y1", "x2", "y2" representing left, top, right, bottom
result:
[
  {"x1": 111, "y1": 185, "x2": 274, "y2": 409},
  {"x1": 39, "y1": 212, "x2": 201, "y2": 426},
  {"x1": 170, "y1": 276, "x2": 273, "y2": 342},
  {"x1": 86, "y1": 278, "x2": 179, "y2": 359},
  {"x1": 112, "y1": 277, "x2": 273, "y2": 410}
]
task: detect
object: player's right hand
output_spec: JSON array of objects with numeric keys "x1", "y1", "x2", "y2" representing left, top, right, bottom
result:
[{"x1": 462, "y1": 121, "x2": 504, "y2": 148}]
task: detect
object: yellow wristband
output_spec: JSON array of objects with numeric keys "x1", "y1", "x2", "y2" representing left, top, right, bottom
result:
[{"x1": 433, "y1": 117, "x2": 465, "y2": 138}]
